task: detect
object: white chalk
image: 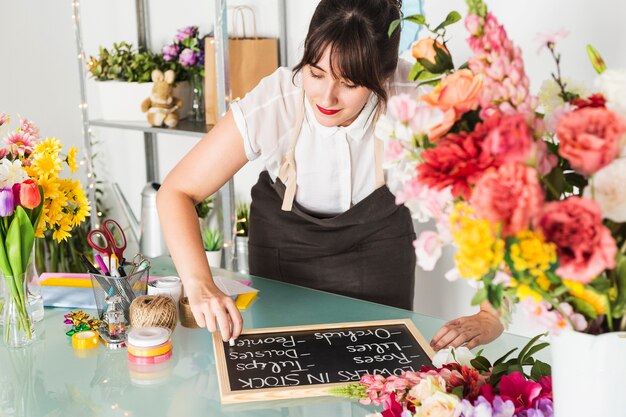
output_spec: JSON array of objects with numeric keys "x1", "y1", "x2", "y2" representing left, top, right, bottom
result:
[{"x1": 229, "y1": 338, "x2": 235, "y2": 346}]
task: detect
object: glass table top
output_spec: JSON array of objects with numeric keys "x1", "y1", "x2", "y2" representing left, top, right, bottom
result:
[{"x1": 0, "y1": 256, "x2": 543, "y2": 417}]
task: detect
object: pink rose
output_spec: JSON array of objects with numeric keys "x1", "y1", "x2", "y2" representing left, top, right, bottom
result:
[
  {"x1": 470, "y1": 163, "x2": 544, "y2": 237},
  {"x1": 483, "y1": 113, "x2": 534, "y2": 164},
  {"x1": 537, "y1": 197, "x2": 617, "y2": 283},
  {"x1": 556, "y1": 107, "x2": 626, "y2": 175},
  {"x1": 533, "y1": 140, "x2": 558, "y2": 176}
]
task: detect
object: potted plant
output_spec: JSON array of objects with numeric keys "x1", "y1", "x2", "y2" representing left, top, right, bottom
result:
[
  {"x1": 87, "y1": 42, "x2": 191, "y2": 121},
  {"x1": 202, "y1": 227, "x2": 223, "y2": 268},
  {"x1": 235, "y1": 202, "x2": 250, "y2": 274}
]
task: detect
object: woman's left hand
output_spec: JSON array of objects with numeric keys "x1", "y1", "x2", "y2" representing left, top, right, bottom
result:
[{"x1": 430, "y1": 307, "x2": 504, "y2": 351}]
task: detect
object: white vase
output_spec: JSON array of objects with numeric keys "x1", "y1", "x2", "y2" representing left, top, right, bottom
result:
[
  {"x1": 91, "y1": 80, "x2": 191, "y2": 121},
  {"x1": 551, "y1": 329, "x2": 626, "y2": 417},
  {"x1": 235, "y1": 236, "x2": 249, "y2": 274},
  {"x1": 205, "y1": 250, "x2": 223, "y2": 268}
]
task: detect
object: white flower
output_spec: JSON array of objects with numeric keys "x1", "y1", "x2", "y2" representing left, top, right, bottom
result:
[
  {"x1": 432, "y1": 346, "x2": 476, "y2": 368},
  {"x1": 408, "y1": 375, "x2": 446, "y2": 404},
  {"x1": 414, "y1": 231, "x2": 443, "y2": 271},
  {"x1": 409, "y1": 104, "x2": 444, "y2": 137},
  {"x1": 596, "y1": 69, "x2": 626, "y2": 119},
  {"x1": 418, "y1": 391, "x2": 459, "y2": 417},
  {"x1": 538, "y1": 77, "x2": 588, "y2": 116},
  {"x1": 583, "y1": 158, "x2": 626, "y2": 222},
  {"x1": 0, "y1": 159, "x2": 29, "y2": 188}
]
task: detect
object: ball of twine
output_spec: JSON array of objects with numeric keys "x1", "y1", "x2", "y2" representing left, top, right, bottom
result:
[
  {"x1": 130, "y1": 295, "x2": 177, "y2": 332},
  {"x1": 179, "y1": 296, "x2": 200, "y2": 328}
]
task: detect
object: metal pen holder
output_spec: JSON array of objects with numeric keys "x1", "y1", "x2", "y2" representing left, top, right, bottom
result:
[{"x1": 90, "y1": 266, "x2": 149, "y2": 323}]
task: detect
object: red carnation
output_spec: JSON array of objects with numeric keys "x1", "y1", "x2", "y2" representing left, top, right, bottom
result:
[
  {"x1": 571, "y1": 93, "x2": 606, "y2": 110},
  {"x1": 417, "y1": 129, "x2": 496, "y2": 199}
]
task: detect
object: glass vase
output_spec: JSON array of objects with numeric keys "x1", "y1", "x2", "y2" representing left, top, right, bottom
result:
[
  {"x1": 190, "y1": 73, "x2": 206, "y2": 122},
  {"x1": 3, "y1": 273, "x2": 34, "y2": 348}
]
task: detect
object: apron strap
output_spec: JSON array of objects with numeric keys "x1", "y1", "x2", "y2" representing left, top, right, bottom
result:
[
  {"x1": 278, "y1": 91, "x2": 305, "y2": 211},
  {"x1": 278, "y1": 92, "x2": 385, "y2": 211}
]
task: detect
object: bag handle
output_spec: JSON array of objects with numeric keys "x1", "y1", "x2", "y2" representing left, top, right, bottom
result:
[{"x1": 232, "y1": 6, "x2": 258, "y2": 40}]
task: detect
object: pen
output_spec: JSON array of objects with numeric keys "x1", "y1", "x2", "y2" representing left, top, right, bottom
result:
[
  {"x1": 94, "y1": 254, "x2": 110, "y2": 276},
  {"x1": 80, "y1": 254, "x2": 100, "y2": 275}
]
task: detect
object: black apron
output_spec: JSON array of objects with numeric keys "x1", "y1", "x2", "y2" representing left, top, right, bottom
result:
[{"x1": 247, "y1": 91, "x2": 416, "y2": 310}]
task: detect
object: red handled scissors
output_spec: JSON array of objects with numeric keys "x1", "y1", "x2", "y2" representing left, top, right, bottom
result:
[{"x1": 87, "y1": 219, "x2": 127, "y2": 262}]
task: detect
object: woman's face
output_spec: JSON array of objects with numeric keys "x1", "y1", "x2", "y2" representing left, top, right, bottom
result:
[{"x1": 302, "y1": 46, "x2": 371, "y2": 128}]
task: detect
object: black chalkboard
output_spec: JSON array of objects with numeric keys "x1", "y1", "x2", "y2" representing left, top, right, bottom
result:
[{"x1": 213, "y1": 319, "x2": 435, "y2": 403}]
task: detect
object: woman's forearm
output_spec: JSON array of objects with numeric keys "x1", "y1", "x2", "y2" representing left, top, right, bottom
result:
[{"x1": 157, "y1": 187, "x2": 218, "y2": 292}]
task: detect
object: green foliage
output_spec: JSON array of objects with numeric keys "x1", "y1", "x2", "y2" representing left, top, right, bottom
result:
[
  {"x1": 481, "y1": 333, "x2": 551, "y2": 388},
  {"x1": 236, "y1": 202, "x2": 250, "y2": 237},
  {"x1": 202, "y1": 227, "x2": 223, "y2": 252},
  {"x1": 327, "y1": 382, "x2": 367, "y2": 399},
  {"x1": 195, "y1": 196, "x2": 215, "y2": 219},
  {"x1": 87, "y1": 42, "x2": 187, "y2": 83},
  {"x1": 434, "y1": 11, "x2": 462, "y2": 32}
]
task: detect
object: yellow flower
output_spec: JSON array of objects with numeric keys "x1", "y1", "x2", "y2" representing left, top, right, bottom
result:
[
  {"x1": 563, "y1": 280, "x2": 607, "y2": 315},
  {"x1": 510, "y1": 230, "x2": 557, "y2": 280},
  {"x1": 66, "y1": 147, "x2": 78, "y2": 174},
  {"x1": 450, "y1": 202, "x2": 504, "y2": 280},
  {"x1": 34, "y1": 137, "x2": 62, "y2": 157},
  {"x1": 53, "y1": 217, "x2": 72, "y2": 242},
  {"x1": 31, "y1": 153, "x2": 62, "y2": 178}
]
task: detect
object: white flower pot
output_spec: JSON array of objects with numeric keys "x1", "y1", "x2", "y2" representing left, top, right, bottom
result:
[
  {"x1": 91, "y1": 80, "x2": 192, "y2": 121},
  {"x1": 551, "y1": 329, "x2": 626, "y2": 417},
  {"x1": 205, "y1": 250, "x2": 223, "y2": 268}
]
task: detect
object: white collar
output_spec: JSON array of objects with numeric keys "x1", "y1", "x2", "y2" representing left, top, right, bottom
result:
[{"x1": 303, "y1": 92, "x2": 379, "y2": 141}]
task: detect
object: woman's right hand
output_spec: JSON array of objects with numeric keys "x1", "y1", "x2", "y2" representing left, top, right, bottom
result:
[{"x1": 186, "y1": 281, "x2": 243, "y2": 342}]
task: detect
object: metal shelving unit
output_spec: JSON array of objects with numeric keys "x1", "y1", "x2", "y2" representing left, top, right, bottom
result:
[{"x1": 73, "y1": 0, "x2": 288, "y2": 271}]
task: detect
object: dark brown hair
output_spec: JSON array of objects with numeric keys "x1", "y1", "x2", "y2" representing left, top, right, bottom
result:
[{"x1": 293, "y1": 0, "x2": 402, "y2": 105}]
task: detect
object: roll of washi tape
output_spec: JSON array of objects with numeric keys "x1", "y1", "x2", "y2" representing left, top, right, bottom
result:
[
  {"x1": 72, "y1": 330, "x2": 99, "y2": 349},
  {"x1": 127, "y1": 327, "x2": 171, "y2": 348},
  {"x1": 127, "y1": 349, "x2": 173, "y2": 365},
  {"x1": 147, "y1": 276, "x2": 182, "y2": 302},
  {"x1": 127, "y1": 340, "x2": 172, "y2": 358}
]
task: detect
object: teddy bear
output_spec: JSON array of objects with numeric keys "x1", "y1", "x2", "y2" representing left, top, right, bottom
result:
[{"x1": 141, "y1": 69, "x2": 183, "y2": 128}]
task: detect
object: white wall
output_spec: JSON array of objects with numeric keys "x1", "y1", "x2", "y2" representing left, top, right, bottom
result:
[{"x1": 1, "y1": 0, "x2": 624, "y2": 336}]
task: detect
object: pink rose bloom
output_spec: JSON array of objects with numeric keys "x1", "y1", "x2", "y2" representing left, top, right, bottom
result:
[
  {"x1": 537, "y1": 197, "x2": 617, "y2": 283},
  {"x1": 471, "y1": 163, "x2": 544, "y2": 237},
  {"x1": 556, "y1": 107, "x2": 626, "y2": 175},
  {"x1": 483, "y1": 113, "x2": 534, "y2": 164}
]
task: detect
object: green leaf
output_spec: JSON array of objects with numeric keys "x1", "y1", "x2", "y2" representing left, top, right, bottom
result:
[
  {"x1": 612, "y1": 255, "x2": 626, "y2": 317},
  {"x1": 589, "y1": 276, "x2": 611, "y2": 293},
  {"x1": 0, "y1": 224, "x2": 12, "y2": 277},
  {"x1": 404, "y1": 14, "x2": 427, "y2": 26},
  {"x1": 470, "y1": 355, "x2": 491, "y2": 372},
  {"x1": 517, "y1": 333, "x2": 547, "y2": 364},
  {"x1": 6, "y1": 214, "x2": 23, "y2": 278},
  {"x1": 530, "y1": 360, "x2": 551, "y2": 381},
  {"x1": 471, "y1": 287, "x2": 488, "y2": 306},
  {"x1": 388, "y1": 19, "x2": 401, "y2": 37},
  {"x1": 523, "y1": 342, "x2": 550, "y2": 362},
  {"x1": 493, "y1": 347, "x2": 518, "y2": 366},
  {"x1": 451, "y1": 385, "x2": 464, "y2": 399},
  {"x1": 409, "y1": 61, "x2": 425, "y2": 81},
  {"x1": 434, "y1": 11, "x2": 462, "y2": 31}
]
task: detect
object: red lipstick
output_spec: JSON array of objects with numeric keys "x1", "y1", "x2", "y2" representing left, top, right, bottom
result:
[{"x1": 316, "y1": 105, "x2": 340, "y2": 116}]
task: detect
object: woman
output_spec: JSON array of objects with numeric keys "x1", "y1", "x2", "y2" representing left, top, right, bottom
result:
[{"x1": 157, "y1": 0, "x2": 503, "y2": 350}]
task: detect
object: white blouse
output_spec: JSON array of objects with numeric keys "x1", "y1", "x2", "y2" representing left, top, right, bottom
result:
[{"x1": 231, "y1": 59, "x2": 418, "y2": 215}]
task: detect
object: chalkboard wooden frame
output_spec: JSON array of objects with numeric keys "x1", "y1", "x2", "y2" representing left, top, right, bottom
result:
[{"x1": 213, "y1": 319, "x2": 435, "y2": 403}]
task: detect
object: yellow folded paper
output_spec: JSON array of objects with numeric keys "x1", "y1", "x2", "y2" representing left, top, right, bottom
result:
[{"x1": 235, "y1": 291, "x2": 258, "y2": 310}]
